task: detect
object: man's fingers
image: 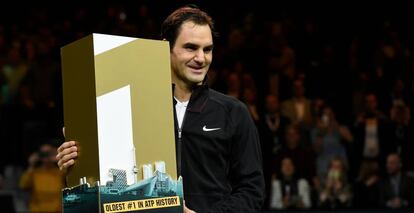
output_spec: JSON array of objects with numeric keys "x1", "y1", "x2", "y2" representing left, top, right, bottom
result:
[
  {"x1": 60, "y1": 159, "x2": 75, "y2": 171},
  {"x1": 59, "y1": 151, "x2": 78, "y2": 164},
  {"x1": 56, "y1": 140, "x2": 78, "y2": 172},
  {"x1": 57, "y1": 147, "x2": 78, "y2": 170},
  {"x1": 183, "y1": 200, "x2": 196, "y2": 213},
  {"x1": 58, "y1": 154, "x2": 76, "y2": 170},
  {"x1": 184, "y1": 207, "x2": 196, "y2": 213},
  {"x1": 57, "y1": 141, "x2": 76, "y2": 153},
  {"x1": 57, "y1": 141, "x2": 75, "y2": 152},
  {"x1": 56, "y1": 145, "x2": 77, "y2": 160},
  {"x1": 64, "y1": 159, "x2": 75, "y2": 168}
]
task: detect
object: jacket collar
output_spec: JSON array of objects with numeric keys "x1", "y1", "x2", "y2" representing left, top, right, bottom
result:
[{"x1": 172, "y1": 78, "x2": 209, "y2": 113}]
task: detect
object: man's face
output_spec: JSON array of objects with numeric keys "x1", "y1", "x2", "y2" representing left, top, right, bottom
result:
[
  {"x1": 170, "y1": 21, "x2": 213, "y2": 86},
  {"x1": 387, "y1": 154, "x2": 401, "y2": 175},
  {"x1": 330, "y1": 159, "x2": 343, "y2": 171},
  {"x1": 293, "y1": 80, "x2": 305, "y2": 98},
  {"x1": 286, "y1": 127, "x2": 300, "y2": 149},
  {"x1": 365, "y1": 94, "x2": 378, "y2": 113},
  {"x1": 265, "y1": 95, "x2": 279, "y2": 113},
  {"x1": 281, "y1": 158, "x2": 295, "y2": 177}
]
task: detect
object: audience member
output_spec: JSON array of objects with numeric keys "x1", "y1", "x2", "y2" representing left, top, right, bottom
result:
[
  {"x1": 319, "y1": 157, "x2": 352, "y2": 209},
  {"x1": 19, "y1": 144, "x2": 64, "y2": 212},
  {"x1": 379, "y1": 153, "x2": 414, "y2": 209},
  {"x1": 269, "y1": 157, "x2": 311, "y2": 210}
]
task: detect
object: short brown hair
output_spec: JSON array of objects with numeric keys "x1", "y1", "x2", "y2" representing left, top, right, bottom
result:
[{"x1": 161, "y1": 5, "x2": 216, "y2": 49}]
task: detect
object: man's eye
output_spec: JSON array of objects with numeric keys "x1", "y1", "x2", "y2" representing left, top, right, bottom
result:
[{"x1": 185, "y1": 46, "x2": 197, "y2": 51}]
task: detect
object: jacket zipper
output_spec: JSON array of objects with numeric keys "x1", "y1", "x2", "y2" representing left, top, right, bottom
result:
[{"x1": 177, "y1": 108, "x2": 188, "y2": 177}]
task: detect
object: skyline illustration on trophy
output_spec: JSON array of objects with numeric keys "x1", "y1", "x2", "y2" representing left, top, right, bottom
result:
[{"x1": 63, "y1": 161, "x2": 183, "y2": 213}]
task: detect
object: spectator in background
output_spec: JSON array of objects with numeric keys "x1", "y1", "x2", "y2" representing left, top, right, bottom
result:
[
  {"x1": 379, "y1": 153, "x2": 414, "y2": 209},
  {"x1": 389, "y1": 103, "x2": 414, "y2": 172},
  {"x1": 269, "y1": 157, "x2": 311, "y2": 210},
  {"x1": 19, "y1": 144, "x2": 64, "y2": 213},
  {"x1": 281, "y1": 78, "x2": 313, "y2": 128},
  {"x1": 373, "y1": 30, "x2": 410, "y2": 98},
  {"x1": 267, "y1": 21, "x2": 296, "y2": 101},
  {"x1": 353, "y1": 160, "x2": 381, "y2": 209},
  {"x1": 225, "y1": 72, "x2": 241, "y2": 99},
  {"x1": 351, "y1": 71, "x2": 371, "y2": 116},
  {"x1": 319, "y1": 157, "x2": 352, "y2": 209},
  {"x1": 1, "y1": 43, "x2": 29, "y2": 105},
  {"x1": 310, "y1": 97, "x2": 326, "y2": 126},
  {"x1": 275, "y1": 124, "x2": 315, "y2": 182},
  {"x1": 267, "y1": 55, "x2": 281, "y2": 97},
  {"x1": 1, "y1": 42, "x2": 31, "y2": 169},
  {"x1": 381, "y1": 78, "x2": 414, "y2": 113},
  {"x1": 242, "y1": 87, "x2": 260, "y2": 123},
  {"x1": 311, "y1": 106, "x2": 353, "y2": 182},
  {"x1": 259, "y1": 94, "x2": 290, "y2": 155},
  {"x1": 352, "y1": 93, "x2": 394, "y2": 175},
  {"x1": 258, "y1": 94, "x2": 290, "y2": 208},
  {"x1": 241, "y1": 71, "x2": 256, "y2": 90}
]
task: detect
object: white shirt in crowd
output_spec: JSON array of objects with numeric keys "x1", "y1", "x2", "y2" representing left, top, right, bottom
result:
[{"x1": 269, "y1": 178, "x2": 312, "y2": 209}]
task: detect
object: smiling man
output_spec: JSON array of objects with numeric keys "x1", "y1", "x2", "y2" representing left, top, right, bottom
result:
[{"x1": 57, "y1": 6, "x2": 264, "y2": 213}]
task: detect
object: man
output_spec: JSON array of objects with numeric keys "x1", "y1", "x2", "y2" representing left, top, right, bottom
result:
[
  {"x1": 353, "y1": 93, "x2": 394, "y2": 176},
  {"x1": 281, "y1": 79, "x2": 313, "y2": 128},
  {"x1": 56, "y1": 6, "x2": 265, "y2": 213},
  {"x1": 20, "y1": 144, "x2": 64, "y2": 212},
  {"x1": 379, "y1": 153, "x2": 414, "y2": 209},
  {"x1": 258, "y1": 94, "x2": 290, "y2": 208}
]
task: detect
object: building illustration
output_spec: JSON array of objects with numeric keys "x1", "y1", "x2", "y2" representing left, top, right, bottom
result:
[{"x1": 63, "y1": 161, "x2": 183, "y2": 210}]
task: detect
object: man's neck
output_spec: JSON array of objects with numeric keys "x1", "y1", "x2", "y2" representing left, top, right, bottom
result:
[
  {"x1": 391, "y1": 171, "x2": 401, "y2": 179},
  {"x1": 173, "y1": 81, "x2": 193, "y2": 102},
  {"x1": 267, "y1": 112, "x2": 280, "y2": 117},
  {"x1": 294, "y1": 96, "x2": 305, "y2": 101}
]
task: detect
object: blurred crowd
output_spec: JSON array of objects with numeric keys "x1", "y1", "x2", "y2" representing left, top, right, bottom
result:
[{"x1": 1, "y1": 2, "x2": 414, "y2": 212}]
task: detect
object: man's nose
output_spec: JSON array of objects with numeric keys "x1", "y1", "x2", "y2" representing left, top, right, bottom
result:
[{"x1": 193, "y1": 50, "x2": 205, "y2": 64}]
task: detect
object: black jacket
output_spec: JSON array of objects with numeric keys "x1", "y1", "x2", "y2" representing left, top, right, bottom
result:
[
  {"x1": 174, "y1": 83, "x2": 265, "y2": 213},
  {"x1": 379, "y1": 172, "x2": 414, "y2": 208}
]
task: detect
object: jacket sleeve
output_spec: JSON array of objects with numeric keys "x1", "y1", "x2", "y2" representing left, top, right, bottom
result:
[{"x1": 208, "y1": 103, "x2": 265, "y2": 213}]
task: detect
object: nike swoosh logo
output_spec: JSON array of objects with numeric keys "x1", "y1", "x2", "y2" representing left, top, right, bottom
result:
[{"x1": 203, "y1": 125, "x2": 221, "y2": 132}]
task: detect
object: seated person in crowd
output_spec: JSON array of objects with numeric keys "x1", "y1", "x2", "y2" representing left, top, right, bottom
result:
[
  {"x1": 353, "y1": 160, "x2": 381, "y2": 209},
  {"x1": 389, "y1": 103, "x2": 414, "y2": 172},
  {"x1": 319, "y1": 157, "x2": 352, "y2": 209},
  {"x1": 379, "y1": 153, "x2": 414, "y2": 209},
  {"x1": 269, "y1": 157, "x2": 311, "y2": 210},
  {"x1": 275, "y1": 124, "x2": 315, "y2": 182}
]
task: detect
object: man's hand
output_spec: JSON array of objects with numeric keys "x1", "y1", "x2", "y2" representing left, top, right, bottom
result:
[
  {"x1": 56, "y1": 141, "x2": 78, "y2": 172},
  {"x1": 282, "y1": 196, "x2": 290, "y2": 207},
  {"x1": 390, "y1": 197, "x2": 402, "y2": 209},
  {"x1": 184, "y1": 206, "x2": 196, "y2": 213},
  {"x1": 183, "y1": 201, "x2": 196, "y2": 213},
  {"x1": 26, "y1": 152, "x2": 39, "y2": 171}
]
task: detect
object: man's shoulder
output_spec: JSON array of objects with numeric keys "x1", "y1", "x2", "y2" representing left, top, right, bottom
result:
[
  {"x1": 207, "y1": 89, "x2": 245, "y2": 109},
  {"x1": 403, "y1": 172, "x2": 414, "y2": 183}
]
